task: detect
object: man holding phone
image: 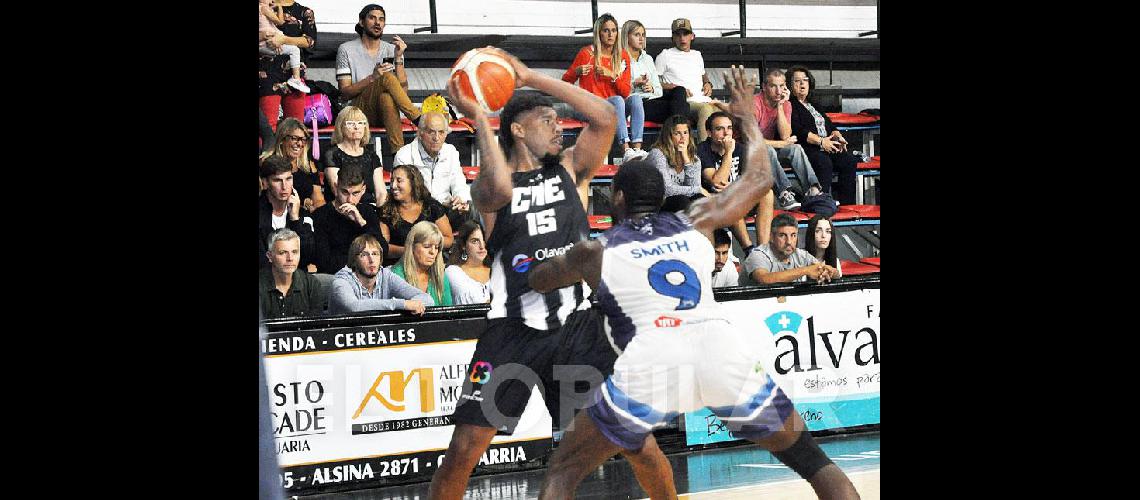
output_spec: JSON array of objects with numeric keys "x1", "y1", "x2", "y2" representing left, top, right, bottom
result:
[
  {"x1": 752, "y1": 68, "x2": 823, "y2": 198},
  {"x1": 336, "y1": 4, "x2": 423, "y2": 165}
]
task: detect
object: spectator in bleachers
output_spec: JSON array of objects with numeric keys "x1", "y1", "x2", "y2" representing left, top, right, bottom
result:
[
  {"x1": 321, "y1": 106, "x2": 387, "y2": 207},
  {"x1": 787, "y1": 66, "x2": 859, "y2": 205},
  {"x1": 744, "y1": 213, "x2": 838, "y2": 285},
  {"x1": 311, "y1": 164, "x2": 387, "y2": 274},
  {"x1": 260, "y1": 117, "x2": 325, "y2": 212},
  {"x1": 805, "y1": 214, "x2": 843, "y2": 278},
  {"x1": 258, "y1": 0, "x2": 316, "y2": 130},
  {"x1": 378, "y1": 165, "x2": 454, "y2": 265},
  {"x1": 258, "y1": 156, "x2": 315, "y2": 270},
  {"x1": 711, "y1": 228, "x2": 740, "y2": 288},
  {"x1": 655, "y1": 18, "x2": 718, "y2": 142},
  {"x1": 328, "y1": 234, "x2": 432, "y2": 315},
  {"x1": 646, "y1": 115, "x2": 707, "y2": 198},
  {"x1": 445, "y1": 220, "x2": 491, "y2": 305},
  {"x1": 697, "y1": 110, "x2": 798, "y2": 253},
  {"x1": 336, "y1": 4, "x2": 423, "y2": 162},
  {"x1": 393, "y1": 111, "x2": 472, "y2": 227},
  {"x1": 753, "y1": 68, "x2": 823, "y2": 199},
  {"x1": 621, "y1": 20, "x2": 689, "y2": 148},
  {"x1": 563, "y1": 14, "x2": 641, "y2": 163},
  {"x1": 259, "y1": 0, "x2": 310, "y2": 94},
  {"x1": 259, "y1": 228, "x2": 324, "y2": 318},
  {"x1": 391, "y1": 221, "x2": 453, "y2": 307}
]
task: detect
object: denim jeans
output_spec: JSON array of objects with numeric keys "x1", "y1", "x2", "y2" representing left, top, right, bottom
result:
[
  {"x1": 606, "y1": 95, "x2": 630, "y2": 144},
  {"x1": 624, "y1": 95, "x2": 645, "y2": 144},
  {"x1": 776, "y1": 144, "x2": 820, "y2": 194}
]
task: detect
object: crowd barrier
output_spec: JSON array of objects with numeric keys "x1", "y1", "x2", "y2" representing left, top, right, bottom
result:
[{"x1": 261, "y1": 275, "x2": 880, "y2": 495}]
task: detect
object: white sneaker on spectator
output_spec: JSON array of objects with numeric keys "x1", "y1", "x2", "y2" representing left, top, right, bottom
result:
[
  {"x1": 622, "y1": 148, "x2": 648, "y2": 163},
  {"x1": 777, "y1": 190, "x2": 801, "y2": 210},
  {"x1": 287, "y1": 78, "x2": 311, "y2": 94},
  {"x1": 807, "y1": 184, "x2": 822, "y2": 197}
]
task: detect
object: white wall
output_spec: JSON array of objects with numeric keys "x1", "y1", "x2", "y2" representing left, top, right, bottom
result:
[{"x1": 302, "y1": 0, "x2": 877, "y2": 38}]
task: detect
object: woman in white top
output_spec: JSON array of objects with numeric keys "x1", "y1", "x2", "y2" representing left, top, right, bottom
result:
[
  {"x1": 444, "y1": 220, "x2": 491, "y2": 305},
  {"x1": 621, "y1": 20, "x2": 689, "y2": 160}
]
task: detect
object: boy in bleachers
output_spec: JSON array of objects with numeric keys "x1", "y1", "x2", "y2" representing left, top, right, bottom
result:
[
  {"x1": 712, "y1": 228, "x2": 741, "y2": 287},
  {"x1": 655, "y1": 18, "x2": 718, "y2": 142}
]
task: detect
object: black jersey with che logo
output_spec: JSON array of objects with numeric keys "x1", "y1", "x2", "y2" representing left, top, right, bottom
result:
[{"x1": 486, "y1": 162, "x2": 591, "y2": 331}]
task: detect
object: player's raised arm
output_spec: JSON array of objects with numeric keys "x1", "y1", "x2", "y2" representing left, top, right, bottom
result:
[
  {"x1": 449, "y1": 74, "x2": 513, "y2": 215},
  {"x1": 688, "y1": 66, "x2": 774, "y2": 238},
  {"x1": 527, "y1": 239, "x2": 603, "y2": 292}
]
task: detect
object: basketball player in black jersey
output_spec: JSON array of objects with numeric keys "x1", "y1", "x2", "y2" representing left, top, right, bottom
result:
[{"x1": 429, "y1": 47, "x2": 676, "y2": 500}]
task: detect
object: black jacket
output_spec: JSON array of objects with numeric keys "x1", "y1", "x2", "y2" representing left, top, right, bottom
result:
[
  {"x1": 789, "y1": 99, "x2": 836, "y2": 153},
  {"x1": 258, "y1": 268, "x2": 325, "y2": 319},
  {"x1": 258, "y1": 195, "x2": 315, "y2": 269},
  {"x1": 311, "y1": 202, "x2": 386, "y2": 274}
]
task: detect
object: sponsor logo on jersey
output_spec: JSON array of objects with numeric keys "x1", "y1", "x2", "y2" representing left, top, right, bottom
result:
[
  {"x1": 511, "y1": 254, "x2": 535, "y2": 273},
  {"x1": 469, "y1": 361, "x2": 493, "y2": 384},
  {"x1": 654, "y1": 316, "x2": 683, "y2": 327}
]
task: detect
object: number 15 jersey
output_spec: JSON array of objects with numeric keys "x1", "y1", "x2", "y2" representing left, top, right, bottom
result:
[
  {"x1": 486, "y1": 164, "x2": 592, "y2": 331},
  {"x1": 595, "y1": 211, "x2": 724, "y2": 351}
]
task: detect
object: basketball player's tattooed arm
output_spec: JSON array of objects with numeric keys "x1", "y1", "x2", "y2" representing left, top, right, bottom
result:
[
  {"x1": 688, "y1": 66, "x2": 774, "y2": 240},
  {"x1": 486, "y1": 47, "x2": 616, "y2": 188},
  {"x1": 527, "y1": 240, "x2": 603, "y2": 292},
  {"x1": 448, "y1": 72, "x2": 512, "y2": 236}
]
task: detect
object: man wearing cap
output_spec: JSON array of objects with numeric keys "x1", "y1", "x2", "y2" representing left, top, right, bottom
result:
[
  {"x1": 336, "y1": 4, "x2": 423, "y2": 163},
  {"x1": 655, "y1": 18, "x2": 718, "y2": 142}
]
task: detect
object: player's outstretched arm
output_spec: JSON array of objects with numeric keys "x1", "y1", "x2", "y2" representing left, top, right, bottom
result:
[
  {"x1": 527, "y1": 240, "x2": 603, "y2": 292},
  {"x1": 688, "y1": 66, "x2": 774, "y2": 239},
  {"x1": 485, "y1": 48, "x2": 616, "y2": 187}
]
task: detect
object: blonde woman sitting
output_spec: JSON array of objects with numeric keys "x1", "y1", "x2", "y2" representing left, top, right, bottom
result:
[{"x1": 390, "y1": 221, "x2": 453, "y2": 307}]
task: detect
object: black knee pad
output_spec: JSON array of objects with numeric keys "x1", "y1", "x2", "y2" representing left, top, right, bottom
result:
[{"x1": 772, "y1": 431, "x2": 833, "y2": 480}]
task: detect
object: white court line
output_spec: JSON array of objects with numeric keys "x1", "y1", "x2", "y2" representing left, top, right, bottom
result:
[{"x1": 636, "y1": 469, "x2": 881, "y2": 500}]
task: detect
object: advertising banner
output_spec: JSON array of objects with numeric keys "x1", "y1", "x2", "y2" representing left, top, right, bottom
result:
[
  {"x1": 685, "y1": 288, "x2": 880, "y2": 446},
  {"x1": 262, "y1": 318, "x2": 553, "y2": 493}
]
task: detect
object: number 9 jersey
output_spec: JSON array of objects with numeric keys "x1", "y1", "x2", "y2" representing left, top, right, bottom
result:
[{"x1": 595, "y1": 210, "x2": 724, "y2": 351}]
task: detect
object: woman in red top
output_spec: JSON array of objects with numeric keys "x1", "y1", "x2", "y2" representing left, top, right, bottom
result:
[{"x1": 562, "y1": 14, "x2": 641, "y2": 162}]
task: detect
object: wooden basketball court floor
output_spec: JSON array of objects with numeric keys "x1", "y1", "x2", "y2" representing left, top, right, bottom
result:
[{"x1": 300, "y1": 431, "x2": 879, "y2": 499}]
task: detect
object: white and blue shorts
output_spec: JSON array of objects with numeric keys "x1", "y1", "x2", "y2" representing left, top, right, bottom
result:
[{"x1": 587, "y1": 319, "x2": 794, "y2": 449}]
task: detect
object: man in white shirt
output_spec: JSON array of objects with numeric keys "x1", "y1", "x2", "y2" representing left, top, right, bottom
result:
[
  {"x1": 711, "y1": 228, "x2": 740, "y2": 287},
  {"x1": 393, "y1": 111, "x2": 471, "y2": 226},
  {"x1": 655, "y1": 18, "x2": 718, "y2": 142}
]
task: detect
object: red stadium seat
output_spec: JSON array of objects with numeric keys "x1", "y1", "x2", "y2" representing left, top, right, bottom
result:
[
  {"x1": 840, "y1": 259, "x2": 880, "y2": 275},
  {"x1": 595, "y1": 164, "x2": 619, "y2": 178},
  {"x1": 860, "y1": 257, "x2": 880, "y2": 267},
  {"x1": 826, "y1": 113, "x2": 880, "y2": 126},
  {"x1": 857, "y1": 156, "x2": 880, "y2": 170},
  {"x1": 842, "y1": 204, "x2": 880, "y2": 218},
  {"x1": 831, "y1": 208, "x2": 860, "y2": 221},
  {"x1": 462, "y1": 166, "x2": 480, "y2": 181},
  {"x1": 382, "y1": 169, "x2": 391, "y2": 184},
  {"x1": 589, "y1": 215, "x2": 613, "y2": 230}
]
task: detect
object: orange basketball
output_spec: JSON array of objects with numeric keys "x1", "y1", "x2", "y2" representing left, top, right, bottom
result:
[{"x1": 449, "y1": 48, "x2": 516, "y2": 113}]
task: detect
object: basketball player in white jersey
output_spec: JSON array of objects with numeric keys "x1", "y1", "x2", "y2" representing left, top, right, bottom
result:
[
  {"x1": 430, "y1": 47, "x2": 675, "y2": 500},
  {"x1": 528, "y1": 66, "x2": 860, "y2": 500}
]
